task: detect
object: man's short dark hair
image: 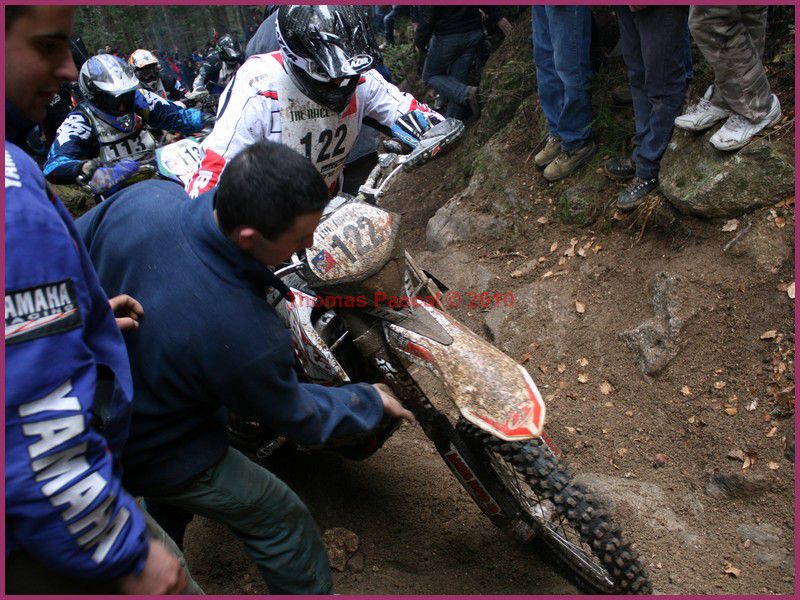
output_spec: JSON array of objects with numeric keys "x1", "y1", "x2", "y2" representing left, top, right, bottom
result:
[
  {"x1": 5, "y1": 6, "x2": 34, "y2": 31},
  {"x1": 215, "y1": 141, "x2": 329, "y2": 240}
]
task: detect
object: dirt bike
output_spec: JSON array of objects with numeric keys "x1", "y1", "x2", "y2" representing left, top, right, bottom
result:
[{"x1": 254, "y1": 119, "x2": 653, "y2": 594}]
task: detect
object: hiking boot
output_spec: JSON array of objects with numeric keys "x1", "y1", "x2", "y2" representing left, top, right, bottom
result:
[
  {"x1": 604, "y1": 156, "x2": 636, "y2": 180},
  {"x1": 617, "y1": 176, "x2": 658, "y2": 211},
  {"x1": 534, "y1": 135, "x2": 562, "y2": 168},
  {"x1": 709, "y1": 94, "x2": 782, "y2": 151},
  {"x1": 465, "y1": 86, "x2": 481, "y2": 119},
  {"x1": 611, "y1": 85, "x2": 633, "y2": 106},
  {"x1": 674, "y1": 84, "x2": 731, "y2": 131},
  {"x1": 543, "y1": 140, "x2": 596, "y2": 182}
]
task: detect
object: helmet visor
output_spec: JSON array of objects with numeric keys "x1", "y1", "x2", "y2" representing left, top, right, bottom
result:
[
  {"x1": 95, "y1": 90, "x2": 136, "y2": 116},
  {"x1": 136, "y1": 64, "x2": 160, "y2": 83}
]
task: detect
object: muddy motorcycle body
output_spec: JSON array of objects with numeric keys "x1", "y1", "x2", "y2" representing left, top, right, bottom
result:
[{"x1": 267, "y1": 192, "x2": 652, "y2": 594}]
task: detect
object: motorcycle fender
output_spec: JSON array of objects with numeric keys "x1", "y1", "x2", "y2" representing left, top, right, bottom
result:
[
  {"x1": 385, "y1": 305, "x2": 545, "y2": 441},
  {"x1": 284, "y1": 289, "x2": 350, "y2": 384}
]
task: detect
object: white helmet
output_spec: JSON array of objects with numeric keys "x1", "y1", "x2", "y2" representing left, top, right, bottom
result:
[
  {"x1": 129, "y1": 49, "x2": 161, "y2": 91},
  {"x1": 79, "y1": 54, "x2": 140, "y2": 132}
]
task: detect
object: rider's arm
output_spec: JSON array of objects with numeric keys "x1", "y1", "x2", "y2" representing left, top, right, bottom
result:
[
  {"x1": 5, "y1": 145, "x2": 150, "y2": 581},
  {"x1": 360, "y1": 69, "x2": 445, "y2": 130},
  {"x1": 43, "y1": 111, "x2": 95, "y2": 184},
  {"x1": 187, "y1": 92, "x2": 271, "y2": 197},
  {"x1": 219, "y1": 330, "x2": 384, "y2": 446},
  {"x1": 136, "y1": 89, "x2": 203, "y2": 135},
  {"x1": 192, "y1": 58, "x2": 217, "y2": 93}
]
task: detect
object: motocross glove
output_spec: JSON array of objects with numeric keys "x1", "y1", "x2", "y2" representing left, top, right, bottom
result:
[
  {"x1": 390, "y1": 109, "x2": 442, "y2": 150},
  {"x1": 200, "y1": 112, "x2": 215, "y2": 129},
  {"x1": 86, "y1": 159, "x2": 140, "y2": 196}
]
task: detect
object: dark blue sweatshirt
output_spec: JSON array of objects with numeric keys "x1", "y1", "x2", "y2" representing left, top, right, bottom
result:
[{"x1": 76, "y1": 180, "x2": 383, "y2": 496}]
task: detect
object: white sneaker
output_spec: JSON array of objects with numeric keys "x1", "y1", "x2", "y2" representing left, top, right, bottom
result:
[
  {"x1": 674, "y1": 85, "x2": 731, "y2": 131},
  {"x1": 709, "y1": 94, "x2": 782, "y2": 151}
]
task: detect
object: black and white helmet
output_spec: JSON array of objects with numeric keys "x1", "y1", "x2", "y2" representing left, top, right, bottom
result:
[
  {"x1": 79, "y1": 54, "x2": 140, "y2": 132},
  {"x1": 276, "y1": 5, "x2": 380, "y2": 113},
  {"x1": 217, "y1": 35, "x2": 242, "y2": 65}
]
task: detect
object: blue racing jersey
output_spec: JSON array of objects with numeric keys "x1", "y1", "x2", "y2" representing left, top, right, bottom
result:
[
  {"x1": 5, "y1": 122, "x2": 149, "y2": 580},
  {"x1": 43, "y1": 88, "x2": 203, "y2": 184}
]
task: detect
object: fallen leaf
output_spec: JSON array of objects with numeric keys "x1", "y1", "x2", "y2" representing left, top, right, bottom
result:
[
  {"x1": 577, "y1": 373, "x2": 588, "y2": 384},
  {"x1": 652, "y1": 453, "x2": 668, "y2": 468},
  {"x1": 728, "y1": 448, "x2": 746, "y2": 461},
  {"x1": 681, "y1": 386, "x2": 693, "y2": 397},
  {"x1": 578, "y1": 357, "x2": 589, "y2": 367},
  {"x1": 774, "y1": 216, "x2": 786, "y2": 228},
  {"x1": 723, "y1": 564, "x2": 741, "y2": 577},
  {"x1": 616, "y1": 447, "x2": 628, "y2": 457},
  {"x1": 714, "y1": 381, "x2": 727, "y2": 389},
  {"x1": 766, "y1": 426, "x2": 778, "y2": 437},
  {"x1": 510, "y1": 270, "x2": 523, "y2": 278},
  {"x1": 760, "y1": 330, "x2": 777, "y2": 340},
  {"x1": 536, "y1": 216, "x2": 548, "y2": 225},
  {"x1": 538, "y1": 256, "x2": 546, "y2": 263},
  {"x1": 625, "y1": 409, "x2": 634, "y2": 417},
  {"x1": 550, "y1": 241, "x2": 559, "y2": 253},
  {"x1": 558, "y1": 256, "x2": 567, "y2": 266},
  {"x1": 743, "y1": 451, "x2": 757, "y2": 469},
  {"x1": 768, "y1": 461, "x2": 780, "y2": 470},
  {"x1": 788, "y1": 282, "x2": 795, "y2": 300},
  {"x1": 746, "y1": 399, "x2": 758, "y2": 411},
  {"x1": 575, "y1": 300, "x2": 586, "y2": 314},
  {"x1": 538, "y1": 365, "x2": 548, "y2": 374},
  {"x1": 599, "y1": 381, "x2": 614, "y2": 395},
  {"x1": 592, "y1": 243, "x2": 603, "y2": 254},
  {"x1": 688, "y1": 416, "x2": 697, "y2": 424},
  {"x1": 577, "y1": 247, "x2": 587, "y2": 257},
  {"x1": 603, "y1": 401, "x2": 614, "y2": 408},
  {"x1": 724, "y1": 407, "x2": 738, "y2": 416},
  {"x1": 721, "y1": 218, "x2": 739, "y2": 232},
  {"x1": 520, "y1": 352, "x2": 532, "y2": 365},
  {"x1": 612, "y1": 211, "x2": 626, "y2": 221},
  {"x1": 557, "y1": 363, "x2": 566, "y2": 373},
  {"x1": 565, "y1": 426, "x2": 576, "y2": 434}
]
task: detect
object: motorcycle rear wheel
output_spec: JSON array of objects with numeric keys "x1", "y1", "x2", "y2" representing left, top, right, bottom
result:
[{"x1": 458, "y1": 420, "x2": 652, "y2": 594}]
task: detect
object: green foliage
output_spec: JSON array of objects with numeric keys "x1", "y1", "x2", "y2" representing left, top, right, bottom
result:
[{"x1": 382, "y1": 42, "x2": 418, "y2": 84}]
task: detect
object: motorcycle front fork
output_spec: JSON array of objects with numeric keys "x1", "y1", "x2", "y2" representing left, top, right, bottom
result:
[{"x1": 368, "y1": 349, "x2": 530, "y2": 536}]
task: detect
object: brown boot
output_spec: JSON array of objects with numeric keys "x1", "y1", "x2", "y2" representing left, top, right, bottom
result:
[
  {"x1": 534, "y1": 135, "x2": 562, "y2": 168},
  {"x1": 543, "y1": 140, "x2": 597, "y2": 182}
]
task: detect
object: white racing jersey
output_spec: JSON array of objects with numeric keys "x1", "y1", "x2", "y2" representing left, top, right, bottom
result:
[{"x1": 187, "y1": 51, "x2": 433, "y2": 197}]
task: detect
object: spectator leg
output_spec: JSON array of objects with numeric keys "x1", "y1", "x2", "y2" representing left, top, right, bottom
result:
[
  {"x1": 384, "y1": 7, "x2": 397, "y2": 44},
  {"x1": 689, "y1": 6, "x2": 772, "y2": 121},
  {"x1": 531, "y1": 6, "x2": 565, "y2": 138},
  {"x1": 422, "y1": 31, "x2": 482, "y2": 118},
  {"x1": 545, "y1": 5, "x2": 594, "y2": 151},
  {"x1": 143, "y1": 498, "x2": 194, "y2": 551},
  {"x1": 145, "y1": 448, "x2": 333, "y2": 594}
]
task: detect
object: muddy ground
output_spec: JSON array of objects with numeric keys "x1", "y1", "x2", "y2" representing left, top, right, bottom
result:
[{"x1": 183, "y1": 139, "x2": 795, "y2": 594}]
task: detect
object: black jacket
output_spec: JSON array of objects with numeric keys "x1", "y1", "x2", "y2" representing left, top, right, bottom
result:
[{"x1": 415, "y1": 6, "x2": 502, "y2": 50}]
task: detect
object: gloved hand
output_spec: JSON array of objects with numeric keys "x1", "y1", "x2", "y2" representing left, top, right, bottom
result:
[
  {"x1": 87, "y1": 159, "x2": 140, "y2": 196},
  {"x1": 186, "y1": 89, "x2": 209, "y2": 100},
  {"x1": 200, "y1": 112, "x2": 215, "y2": 129},
  {"x1": 390, "y1": 109, "x2": 442, "y2": 150}
]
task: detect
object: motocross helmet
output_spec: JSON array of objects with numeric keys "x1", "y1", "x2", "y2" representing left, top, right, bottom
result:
[
  {"x1": 217, "y1": 35, "x2": 243, "y2": 66},
  {"x1": 79, "y1": 54, "x2": 140, "y2": 133},
  {"x1": 128, "y1": 49, "x2": 161, "y2": 92},
  {"x1": 276, "y1": 5, "x2": 380, "y2": 113}
]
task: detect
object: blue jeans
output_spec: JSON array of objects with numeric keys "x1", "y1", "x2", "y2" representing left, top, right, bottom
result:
[
  {"x1": 422, "y1": 29, "x2": 484, "y2": 119},
  {"x1": 384, "y1": 5, "x2": 412, "y2": 44},
  {"x1": 531, "y1": 6, "x2": 593, "y2": 150},
  {"x1": 617, "y1": 6, "x2": 690, "y2": 179},
  {"x1": 145, "y1": 447, "x2": 332, "y2": 594}
]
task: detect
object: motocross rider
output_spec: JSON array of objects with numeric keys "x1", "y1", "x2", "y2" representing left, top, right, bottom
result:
[
  {"x1": 191, "y1": 34, "x2": 243, "y2": 95},
  {"x1": 187, "y1": 4, "x2": 447, "y2": 198},
  {"x1": 129, "y1": 49, "x2": 187, "y2": 102},
  {"x1": 43, "y1": 54, "x2": 211, "y2": 196}
]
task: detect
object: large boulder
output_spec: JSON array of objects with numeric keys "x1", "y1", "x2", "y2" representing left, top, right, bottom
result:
[{"x1": 659, "y1": 128, "x2": 794, "y2": 218}]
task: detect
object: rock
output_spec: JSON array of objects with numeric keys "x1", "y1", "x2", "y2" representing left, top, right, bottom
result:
[
  {"x1": 652, "y1": 453, "x2": 669, "y2": 468},
  {"x1": 619, "y1": 272, "x2": 692, "y2": 376},
  {"x1": 555, "y1": 171, "x2": 609, "y2": 226},
  {"x1": 704, "y1": 471, "x2": 772, "y2": 500},
  {"x1": 736, "y1": 523, "x2": 781, "y2": 547},
  {"x1": 323, "y1": 527, "x2": 360, "y2": 571},
  {"x1": 327, "y1": 545, "x2": 348, "y2": 572},
  {"x1": 660, "y1": 128, "x2": 794, "y2": 218},
  {"x1": 426, "y1": 185, "x2": 511, "y2": 251},
  {"x1": 347, "y1": 552, "x2": 365, "y2": 573},
  {"x1": 755, "y1": 550, "x2": 792, "y2": 569}
]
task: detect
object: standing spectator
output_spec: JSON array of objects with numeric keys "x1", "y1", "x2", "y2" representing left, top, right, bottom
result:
[
  {"x1": 416, "y1": 6, "x2": 511, "y2": 120},
  {"x1": 674, "y1": 6, "x2": 781, "y2": 150},
  {"x1": 531, "y1": 6, "x2": 596, "y2": 182},
  {"x1": 5, "y1": 5, "x2": 196, "y2": 593},
  {"x1": 603, "y1": 6, "x2": 691, "y2": 211}
]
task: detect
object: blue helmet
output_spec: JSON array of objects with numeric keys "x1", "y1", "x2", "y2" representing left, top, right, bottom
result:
[{"x1": 79, "y1": 54, "x2": 140, "y2": 132}]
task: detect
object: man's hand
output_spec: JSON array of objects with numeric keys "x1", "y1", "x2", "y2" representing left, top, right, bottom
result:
[
  {"x1": 109, "y1": 294, "x2": 144, "y2": 332},
  {"x1": 372, "y1": 383, "x2": 417, "y2": 425},
  {"x1": 497, "y1": 17, "x2": 512, "y2": 37},
  {"x1": 118, "y1": 540, "x2": 187, "y2": 594}
]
